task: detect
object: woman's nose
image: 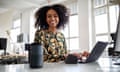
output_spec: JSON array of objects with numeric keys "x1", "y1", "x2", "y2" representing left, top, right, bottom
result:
[{"x1": 51, "y1": 16, "x2": 55, "y2": 20}]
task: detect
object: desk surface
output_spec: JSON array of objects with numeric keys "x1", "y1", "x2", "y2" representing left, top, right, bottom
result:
[{"x1": 0, "y1": 58, "x2": 120, "y2": 72}]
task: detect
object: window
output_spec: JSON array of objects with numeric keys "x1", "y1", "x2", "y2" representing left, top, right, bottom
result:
[
  {"x1": 10, "y1": 19, "x2": 21, "y2": 43},
  {"x1": 109, "y1": 5, "x2": 119, "y2": 33},
  {"x1": 93, "y1": 0, "x2": 119, "y2": 42},
  {"x1": 62, "y1": 14, "x2": 79, "y2": 51},
  {"x1": 69, "y1": 15, "x2": 79, "y2": 50},
  {"x1": 29, "y1": 9, "x2": 37, "y2": 43},
  {"x1": 94, "y1": 0, "x2": 107, "y2": 8},
  {"x1": 96, "y1": 35, "x2": 109, "y2": 42},
  {"x1": 69, "y1": 15, "x2": 79, "y2": 37},
  {"x1": 61, "y1": 1, "x2": 79, "y2": 51},
  {"x1": 92, "y1": 0, "x2": 119, "y2": 57},
  {"x1": 95, "y1": 13, "x2": 108, "y2": 34},
  {"x1": 9, "y1": 18, "x2": 21, "y2": 53}
]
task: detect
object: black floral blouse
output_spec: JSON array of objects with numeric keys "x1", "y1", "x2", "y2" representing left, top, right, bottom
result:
[{"x1": 34, "y1": 29, "x2": 67, "y2": 62}]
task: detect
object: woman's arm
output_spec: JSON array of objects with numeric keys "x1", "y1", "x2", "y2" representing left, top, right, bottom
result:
[{"x1": 58, "y1": 33, "x2": 67, "y2": 60}]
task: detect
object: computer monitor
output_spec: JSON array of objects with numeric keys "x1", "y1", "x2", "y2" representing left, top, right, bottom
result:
[
  {"x1": 110, "y1": 33, "x2": 116, "y2": 42},
  {"x1": 113, "y1": 6, "x2": 120, "y2": 55},
  {"x1": 25, "y1": 43, "x2": 31, "y2": 51},
  {"x1": 17, "y1": 33, "x2": 29, "y2": 43},
  {"x1": 0, "y1": 38, "x2": 7, "y2": 55},
  {"x1": 17, "y1": 33, "x2": 23, "y2": 43}
]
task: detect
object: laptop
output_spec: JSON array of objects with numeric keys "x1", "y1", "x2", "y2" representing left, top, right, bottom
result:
[{"x1": 78, "y1": 41, "x2": 108, "y2": 63}]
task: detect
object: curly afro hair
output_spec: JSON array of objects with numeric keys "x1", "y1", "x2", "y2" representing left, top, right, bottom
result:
[{"x1": 34, "y1": 4, "x2": 69, "y2": 29}]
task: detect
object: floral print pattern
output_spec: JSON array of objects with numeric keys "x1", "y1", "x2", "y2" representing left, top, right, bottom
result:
[{"x1": 34, "y1": 29, "x2": 67, "y2": 62}]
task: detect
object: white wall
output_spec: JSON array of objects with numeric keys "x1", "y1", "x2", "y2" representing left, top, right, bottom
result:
[
  {"x1": 0, "y1": 10, "x2": 13, "y2": 37},
  {"x1": 21, "y1": 9, "x2": 32, "y2": 43},
  {"x1": 78, "y1": 0, "x2": 90, "y2": 51},
  {"x1": 88, "y1": 0, "x2": 96, "y2": 51}
]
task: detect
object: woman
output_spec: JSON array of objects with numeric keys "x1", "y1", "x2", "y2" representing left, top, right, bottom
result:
[{"x1": 34, "y1": 4, "x2": 69, "y2": 62}]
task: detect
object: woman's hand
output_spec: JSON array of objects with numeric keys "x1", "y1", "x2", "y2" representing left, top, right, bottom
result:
[
  {"x1": 82, "y1": 51, "x2": 89, "y2": 57},
  {"x1": 64, "y1": 53, "x2": 82, "y2": 60}
]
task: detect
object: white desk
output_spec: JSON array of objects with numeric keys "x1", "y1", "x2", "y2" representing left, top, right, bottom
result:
[{"x1": 0, "y1": 58, "x2": 120, "y2": 72}]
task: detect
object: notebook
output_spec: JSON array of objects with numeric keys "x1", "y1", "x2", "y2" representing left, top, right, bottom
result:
[{"x1": 78, "y1": 41, "x2": 108, "y2": 63}]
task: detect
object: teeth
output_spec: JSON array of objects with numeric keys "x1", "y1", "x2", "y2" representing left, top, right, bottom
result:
[{"x1": 51, "y1": 21, "x2": 55, "y2": 23}]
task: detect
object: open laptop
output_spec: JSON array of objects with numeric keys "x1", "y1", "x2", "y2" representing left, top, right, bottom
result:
[{"x1": 78, "y1": 41, "x2": 108, "y2": 63}]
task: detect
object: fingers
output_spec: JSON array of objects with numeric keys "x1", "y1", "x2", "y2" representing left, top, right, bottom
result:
[{"x1": 82, "y1": 51, "x2": 89, "y2": 57}]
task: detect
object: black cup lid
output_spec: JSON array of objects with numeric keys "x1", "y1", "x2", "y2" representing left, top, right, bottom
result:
[{"x1": 31, "y1": 43, "x2": 41, "y2": 45}]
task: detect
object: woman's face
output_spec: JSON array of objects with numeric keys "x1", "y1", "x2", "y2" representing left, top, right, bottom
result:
[{"x1": 46, "y1": 9, "x2": 59, "y2": 28}]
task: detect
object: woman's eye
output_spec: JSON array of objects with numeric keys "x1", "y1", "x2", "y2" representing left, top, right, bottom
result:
[
  {"x1": 47, "y1": 15, "x2": 51, "y2": 18},
  {"x1": 54, "y1": 15, "x2": 58, "y2": 17},
  {"x1": 47, "y1": 15, "x2": 58, "y2": 18}
]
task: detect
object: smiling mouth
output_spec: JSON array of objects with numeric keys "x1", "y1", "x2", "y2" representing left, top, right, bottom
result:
[
  {"x1": 50, "y1": 22, "x2": 56, "y2": 25},
  {"x1": 50, "y1": 21, "x2": 55, "y2": 24}
]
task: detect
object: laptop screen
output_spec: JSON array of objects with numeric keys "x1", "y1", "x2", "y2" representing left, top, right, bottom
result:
[{"x1": 85, "y1": 41, "x2": 108, "y2": 63}]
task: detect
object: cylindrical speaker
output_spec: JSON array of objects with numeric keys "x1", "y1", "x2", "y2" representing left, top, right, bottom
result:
[{"x1": 29, "y1": 43, "x2": 43, "y2": 68}]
